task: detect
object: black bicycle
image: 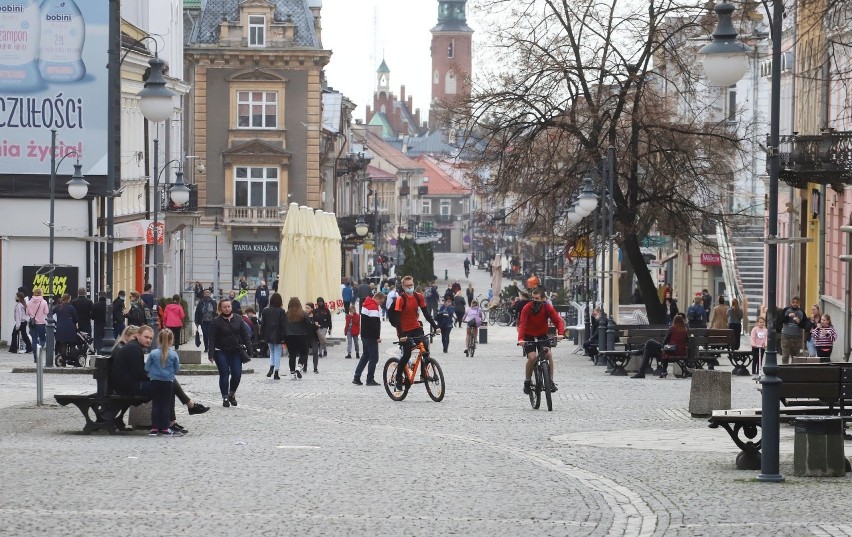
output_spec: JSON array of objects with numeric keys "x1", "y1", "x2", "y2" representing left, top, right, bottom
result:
[{"x1": 524, "y1": 338, "x2": 558, "y2": 411}]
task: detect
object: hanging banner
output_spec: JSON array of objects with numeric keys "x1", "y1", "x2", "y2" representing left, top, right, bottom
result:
[{"x1": 0, "y1": 2, "x2": 108, "y2": 175}]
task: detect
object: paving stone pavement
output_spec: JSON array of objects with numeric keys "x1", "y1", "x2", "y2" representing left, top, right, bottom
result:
[{"x1": 1, "y1": 254, "x2": 851, "y2": 536}]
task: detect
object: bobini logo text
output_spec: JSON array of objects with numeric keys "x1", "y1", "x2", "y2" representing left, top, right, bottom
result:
[
  {"x1": 45, "y1": 13, "x2": 71, "y2": 21},
  {"x1": 0, "y1": 4, "x2": 24, "y2": 12}
]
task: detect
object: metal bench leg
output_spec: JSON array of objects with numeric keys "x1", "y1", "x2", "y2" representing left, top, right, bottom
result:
[{"x1": 710, "y1": 421, "x2": 762, "y2": 470}]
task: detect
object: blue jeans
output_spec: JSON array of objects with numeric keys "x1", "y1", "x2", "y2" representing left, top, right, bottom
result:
[
  {"x1": 346, "y1": 333, "x2": 360, "y2": 356},
  {"x1": 268, "y1": 343, "x2": 283, "y2": 371},
  {"x1": 806, "y1": 338, "x2": 817, "y2": 356},
  {"x1": 31, "y1": 324, "x2": 46, "y2": 361},
  {"x1": 355, "y1": 337, "x2": 379, "y2": 382},
  {"x1": 113, "y1": 321, "x2": 125, "y2": 340},
  {"x1": 214, "y1": 350, "x2": 242, "y2": 398}
]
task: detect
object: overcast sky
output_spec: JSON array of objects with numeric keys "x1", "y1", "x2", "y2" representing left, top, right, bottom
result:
[{"x1": 321, "y1": 0, "x2": 465, "y2": 120}]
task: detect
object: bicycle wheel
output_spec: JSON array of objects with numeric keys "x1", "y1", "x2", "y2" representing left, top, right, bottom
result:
[
  {"x1": 480, "y1": 299, "x2": 489, "y2": 312},
  {"x1": 495, "y1": 309, "x2": 512, "y2": 327},
  {"x1": 422, "y1": 358, "x2": 445, "y2": 402},
  {"x1": 382, "y1": 358, "x2": 409, "y2": 401},
  {"x1": 529, "y1": 365, "x2": 541, "y2": 409},
  {"x1": 540, "y1": 358, "x2": 553, "y2": 411},
  {"x1": 470, "y1": 331, "x2": 477, "y2": 357}
]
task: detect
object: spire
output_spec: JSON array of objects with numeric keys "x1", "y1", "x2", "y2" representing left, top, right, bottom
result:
[{"x1": 377, "y1": 59, "x2": 390, "y2": 74}]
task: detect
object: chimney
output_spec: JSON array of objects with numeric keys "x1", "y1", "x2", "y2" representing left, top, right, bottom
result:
[{"x1": 400, "y1": 85, "x2": 406, "y2": 102}]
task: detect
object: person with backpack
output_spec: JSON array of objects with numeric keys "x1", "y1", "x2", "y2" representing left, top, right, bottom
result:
[
  {"x1": 126, "y1": 291, "x2": 148, "y2": 327},
  {"x1": 194, "y1": 289, "x2": 217, "y2": 353},
  {"x1": 686, "y1": 295, "x2": 706, "y2": 329},
  {"x1": 779, "y1": 296, "x2": 808, "y2": 364},
  {"x1": 389, "y1": 276, "x2": 439, "y2": 392}
]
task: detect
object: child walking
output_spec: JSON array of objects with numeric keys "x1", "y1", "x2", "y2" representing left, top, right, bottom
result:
[
  {"x1": 344, "y1": 305, "x2": 361, "y2": 360},
  {"x1": 812, "y1": 314, "x2": 838, "y2": 363},
  {"x1": 145, "y1": 329, "x2": 182, "y2": 437},
  {"x1": 749, "y1": 316, "x2": 768, "y2": 378}
]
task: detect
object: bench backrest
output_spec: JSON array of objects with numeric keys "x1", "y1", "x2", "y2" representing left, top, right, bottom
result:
[
  {"x1": 777, "y1": 364, "x2": 852, "y2": 403},
  {"x1": 94, "y1": 356, "x2": 115, "y2": 397},
  {"x1": 690, "y1": 328, "x2": 737, "y2": 349}
]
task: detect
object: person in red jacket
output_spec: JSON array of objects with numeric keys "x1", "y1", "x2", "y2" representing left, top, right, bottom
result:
[
  {"x1": 517, "y1": 287, "x2": 565, "y2": 394},
  {"x1": 162, "y1": 295, "x2": 186, "y2": 350},
  {"x1": 344, "y1": 305, "x2": 361, "y2": 360}
]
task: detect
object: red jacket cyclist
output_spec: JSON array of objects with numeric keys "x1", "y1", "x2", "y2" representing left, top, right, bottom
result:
[
  {"x1": 392, "y1": 275, "x2": 438, "y2": 390},
  {"x1": 517, "y1": 287, "x2": 565, "y2": 394}
]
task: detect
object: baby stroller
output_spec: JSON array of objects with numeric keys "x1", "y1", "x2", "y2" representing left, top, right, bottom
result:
[{"x1": 55, "y1": 330, "x2": 95, "y2": 367}]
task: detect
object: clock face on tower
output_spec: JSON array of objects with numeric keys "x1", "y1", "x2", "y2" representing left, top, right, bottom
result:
[{"x1": 380, "y1": 75, "x2": 387, "y2": 86}]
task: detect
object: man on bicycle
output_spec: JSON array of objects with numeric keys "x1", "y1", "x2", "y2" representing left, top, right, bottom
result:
[
  {"x1": 390, "y1": 276, "x2": 439, "y2": 390},
  {"x1": 517, "y1": 287, "x2": 565, "y2": 394}
]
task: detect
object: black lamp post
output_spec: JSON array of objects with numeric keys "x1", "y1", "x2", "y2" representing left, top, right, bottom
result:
[
  {"x1": 102, "y1": 0, "x2": 176, "y2": 353},
  {"x1": 38, "y1": 129, "x2": 87, "y2": 405},
  {"x1": 699, "y1": 1, "x2": 783, "y2": 482}
]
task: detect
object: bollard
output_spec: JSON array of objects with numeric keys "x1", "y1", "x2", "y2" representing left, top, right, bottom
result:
[
  {"x1": 688, "y1": 369, "x2": 731, "y2": 417},
  {"x1": 793, "y1": 416, "x2": 847, "y2": 477},
  {"x1": 478, "y1": 323, "x2": 487, "y2": 344},
  {"x1": 445, "y1": 269, "x2": 449, "y2": 280}
]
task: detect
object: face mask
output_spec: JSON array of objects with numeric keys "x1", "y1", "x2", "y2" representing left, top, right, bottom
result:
[
  {"x1": 119, "y1": 294, "x2": 125, "y2": 300},
  {"x1": 404, "y1": 286, "x2": 415, "y2": 294}
]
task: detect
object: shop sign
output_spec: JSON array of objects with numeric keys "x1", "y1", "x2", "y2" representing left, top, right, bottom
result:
[
  {"x1": 700, "y1": 253, "x2": 721, "y2": 266},
  {"x1": 22, "y1": 266, "x2": 79, "y2": 299},
  {"x1": 233, "y1": 242, "x2": 279, "y2": 253}
]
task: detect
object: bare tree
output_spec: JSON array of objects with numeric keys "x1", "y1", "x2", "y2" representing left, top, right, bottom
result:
[{"x1": 453, "y1": 0, "x2": 766, "y2": 323}]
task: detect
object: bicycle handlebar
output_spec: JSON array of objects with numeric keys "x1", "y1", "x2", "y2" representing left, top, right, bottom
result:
[{"x1": 394, "y1": 332, "x2": 436, "y2": 345}]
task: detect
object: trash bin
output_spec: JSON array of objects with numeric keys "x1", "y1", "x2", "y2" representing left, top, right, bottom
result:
[
  {"x1": 479, "y1": 323, "x2": 487, "y2": 344},
  {"x1": 793, "y1": 416, "x2": 846, "y2": 477}
]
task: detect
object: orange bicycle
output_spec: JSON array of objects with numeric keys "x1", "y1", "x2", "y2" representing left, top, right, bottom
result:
[{"x1": 383, "y1": 333, "x2": 445, "y2": 402}]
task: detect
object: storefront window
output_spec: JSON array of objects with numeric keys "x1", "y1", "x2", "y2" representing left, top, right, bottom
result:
[{"x1": 232, "y1": 242, "x2": 279, "y2": 290}]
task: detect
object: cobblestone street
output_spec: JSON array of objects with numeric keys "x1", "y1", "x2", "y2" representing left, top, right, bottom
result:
[{"x1": 1, "y1": 255, "x2": 850, "y2": 536}]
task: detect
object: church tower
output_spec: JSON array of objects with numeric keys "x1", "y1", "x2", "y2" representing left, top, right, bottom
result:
[{"x1": 429, "y1": 0, "x2": 473, "y2": 129}]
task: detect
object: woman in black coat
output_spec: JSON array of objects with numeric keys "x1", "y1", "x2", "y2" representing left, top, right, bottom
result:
[
  {"x1": 260, "y1": 293, "x2": 287, "y2": 379},
  {"x1": 53, "y1": 294, "x2": 79, "y2": 360},
  {"x1": 207, "y1": 298, "x2": 252, "y2": 407}
]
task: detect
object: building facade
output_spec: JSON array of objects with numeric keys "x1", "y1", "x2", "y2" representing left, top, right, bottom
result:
[{"x1": 183, "y1": 0, "x2": 329, "y2": 296}]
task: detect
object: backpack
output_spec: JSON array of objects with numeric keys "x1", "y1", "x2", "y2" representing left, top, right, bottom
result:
[
  {"x1": 687, "y1": 304, "x2": 702, "y2": 324},
  {"x1": 127, "y1": 302, "x2": 146, "y2": 326},
  {"x1": 201, "y1": 299, "x2": 216, "y2": 322}
]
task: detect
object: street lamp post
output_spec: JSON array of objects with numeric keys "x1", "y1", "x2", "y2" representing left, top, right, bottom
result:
[
  {"x1": 212, "y1": 216, "x2": 222, "y2": 300},
  {"x1": 101, "y1": 7, "x2": 176, "y2": 352},
  {"x1": 39, "y1": 129, "x2": 88, "y2": 405},
  {"x1": 699, "y1": 0, "x2": 783, "y2": 482}
]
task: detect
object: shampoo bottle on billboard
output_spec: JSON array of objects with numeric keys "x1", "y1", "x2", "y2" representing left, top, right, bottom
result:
[
  {"x1": 37, "y1": 0, "x2": 85, "y2": 82},
  {"x1": 0, "y1": 0, "x2": 43, "y2": 91}
]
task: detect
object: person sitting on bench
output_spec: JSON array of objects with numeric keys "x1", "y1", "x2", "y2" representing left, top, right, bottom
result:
[
  {"x1": 111, "y1": 325, "x2": 208, "y2": 432},
  {"x1": 583, "y1": 308, "x2": 602, "y2": 359},
  {"x1": 631, "y1": 314, "x2": 689, "y2": 379}
]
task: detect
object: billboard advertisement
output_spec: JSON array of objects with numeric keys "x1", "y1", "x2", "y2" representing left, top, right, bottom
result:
[{"x1": 0, "y1": 1, "x2": 108, "y2": 176}]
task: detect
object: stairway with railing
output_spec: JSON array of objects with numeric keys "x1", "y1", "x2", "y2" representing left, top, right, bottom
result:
[{"x1": 719, "y1": 222, "x2": 766, "y2": 324}]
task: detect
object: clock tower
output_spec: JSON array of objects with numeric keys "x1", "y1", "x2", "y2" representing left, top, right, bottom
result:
[{"x1": 429, "y1": 0, "x2": 473, "y2": 129}]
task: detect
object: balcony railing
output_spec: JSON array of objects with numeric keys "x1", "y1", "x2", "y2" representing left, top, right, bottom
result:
[
  {"x1": 224, "y1": 206, "x2": 284, "y2": 226},
  {"x1": 777, "y1": 129, "x2": 852, "y2": 191}
]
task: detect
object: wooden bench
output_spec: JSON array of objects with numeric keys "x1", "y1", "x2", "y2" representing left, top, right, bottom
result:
[
  {"x1": 596, "y1": 326, "x2": 669, "y2": 375},
  {"x1": 708, "y1": 363, "x2": 852, "y2": 469},
  {"x1": 54, "y1": 355, "x2": 150, "y2": 434}
]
